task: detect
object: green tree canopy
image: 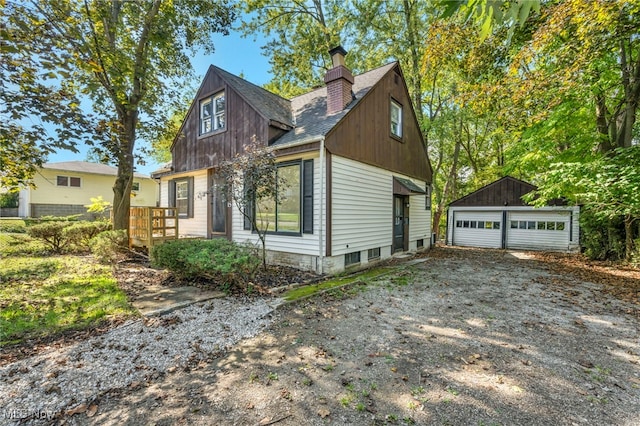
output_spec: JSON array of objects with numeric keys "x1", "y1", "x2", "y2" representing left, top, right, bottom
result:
[{"x1": 2, "y1": 0, "x2": 235, "y2": 231}]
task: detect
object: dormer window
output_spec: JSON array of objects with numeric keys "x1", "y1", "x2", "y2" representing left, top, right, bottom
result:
[
  {"x1": 200, "y1": 91, "x2": 225, "y2": 135},
  {"x1": 390, "y1": 98, "x2": 403, "y2": 139}
]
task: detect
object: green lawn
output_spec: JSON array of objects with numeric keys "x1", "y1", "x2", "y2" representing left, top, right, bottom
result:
[{"x1": 0, "y1": 255, "x2": 136, "y2": 346}]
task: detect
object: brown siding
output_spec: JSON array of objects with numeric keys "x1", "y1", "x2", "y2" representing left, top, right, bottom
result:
[
  {"x1": 324, "y1": 68, "x2": 431, "y2": 183},
  {"x1": 449, "y1": 176, "x2": 537, "y2": 207},
  {"x1": 172, "y1": 68, "x2": 271, "y2": 173}
]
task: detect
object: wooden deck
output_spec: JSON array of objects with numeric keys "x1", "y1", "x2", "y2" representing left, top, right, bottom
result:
[{"x1": 129, "y1": 207, "x2": 178, "y2": 248}]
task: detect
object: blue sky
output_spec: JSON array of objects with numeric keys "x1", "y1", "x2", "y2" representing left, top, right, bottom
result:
[{"x1": 46, "y1": 31, "x2": 272, "y2": 176}]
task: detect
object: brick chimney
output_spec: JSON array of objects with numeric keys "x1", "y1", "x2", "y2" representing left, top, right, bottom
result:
[{"x1": 324, "y1": 46, "x2": 354, "y2": 114}]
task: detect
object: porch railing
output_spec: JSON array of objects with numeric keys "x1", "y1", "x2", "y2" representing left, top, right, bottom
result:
[{"x1": 129, "y1": 207, "x2": 178, "y2": 248}]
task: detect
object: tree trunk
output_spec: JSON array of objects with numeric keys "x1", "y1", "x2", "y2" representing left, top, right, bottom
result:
[
  {"x1": 433, "y1": 137, "x2": 461, "y2": 240},
  {"x1": 112, "y1": 111, "x2": 137, "y2": 233},
  {"x1": 624, "y1": 214, "x2": 635, "y2": 261}
]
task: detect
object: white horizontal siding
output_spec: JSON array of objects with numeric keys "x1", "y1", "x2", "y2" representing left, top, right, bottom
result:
[
  {"x1": 409, "y1": 194, "x2": 431, "y2": 243},
  {"x1": 450, "y1": 210, "x2": 502, "y2": 249},
  {"x1": 232, "y1": 153, "x2": 321, "y2": 257},
  {"x1": 507, "y1": 211, "x2": 570, "y2": 251},
  {"x1": 159, "y1": 170, "x2": 208, "y2": 238},
  {"x1": 447, "y1": 206, "x2": 580, "y2": 252},
  {"x1": 331, "y1": 156, "x2": 392, "y2": 255}
]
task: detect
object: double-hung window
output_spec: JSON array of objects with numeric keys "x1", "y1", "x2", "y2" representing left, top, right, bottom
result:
[
  {"x1": 390, "y1": 98, "x2": 403, "y2": 139},
  {"x1": 169, "y1": 177, "x2": 194, "y2": 218},
  {"x1": 200, "y1": 91, "x2": 225, "y2": 135}
]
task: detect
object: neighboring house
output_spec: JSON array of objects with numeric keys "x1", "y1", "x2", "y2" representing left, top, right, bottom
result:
[
  {"x1": 15, "y1": 161, "x2": 157, "y2": 219},
  {"x1": 154, "y1": 46, "x2": 433, "y2": 274},
  {"x1": 446, "y1": 176, "x2": 580, "y2": 252}
]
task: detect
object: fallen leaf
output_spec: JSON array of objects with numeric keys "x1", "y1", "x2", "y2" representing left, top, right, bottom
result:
[
  {"x1": 259, "y1": 417, "x2": 273, "y2": 425},
  {"x1": 67, "y1": 404, "x2": 87, "y2": 416},
  {"x1": 318, "y1": 408, "x2": 330, "y2": 418},
  {"x1": 86, "y1": 404, "x2": 98, "y2": 417}
]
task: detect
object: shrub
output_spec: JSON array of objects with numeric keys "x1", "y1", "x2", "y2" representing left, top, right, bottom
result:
[
  {"x1": 26, "y1": 221, "x2": 74, "y2": 253},
  {"x1": 90, "y1": 230, "x2": 128, "y2": 264},
  {"x1": 151, "y1": 239, "x2": 260, "y2": 290},
  {"x1": 63, "y1": 221, "x2": 112, "y2": 251},
  {"x1": 0, "y1": 219, "x2": 26, "y2": 233},
  {"x1": 580, "y1": 208, "x2": 625, "y2": 260},
  {"x1": 0, "y1": 192, "x2": 19, "y2": 208},
  {"x1": 24, "y1": 214, "x2": 82, "y2": 226}
]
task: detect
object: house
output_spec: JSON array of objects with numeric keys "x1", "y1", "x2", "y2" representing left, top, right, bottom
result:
[
  {"x1": 446, "y1": 176, "x2": 580, "y2": 252},
  {"x1": 154, "y1": 46, "x2": 433, "y2": 274},
  {"x1": 14, "y1": 161, "x2": 157, "y2": 219}
]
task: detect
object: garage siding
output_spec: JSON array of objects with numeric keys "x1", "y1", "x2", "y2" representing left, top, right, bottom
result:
[
  {"x1": 447, "y1": 207, "x2": 579, "y2": 252},
  {"x1": 450, "y1": 211, "x2": 502, "y2": 249},
  {"x1": 506, "y1": 211, "x2": 570, "y2": 251}
]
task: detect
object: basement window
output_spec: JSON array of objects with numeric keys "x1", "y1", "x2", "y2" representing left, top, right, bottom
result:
[
  {"x1": 345, "y1": 251, "x2": 361, "y2": 266},
  {"x1": 368, "y1": 247, "x2": 380, "y2": 260}
]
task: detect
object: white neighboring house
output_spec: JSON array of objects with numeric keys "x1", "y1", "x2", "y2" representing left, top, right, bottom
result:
[
  {"x1": 446, "y1": 176, "x2": 580, "y2": 252},
  {"x1": 14, "y1": 161, "x2": 157, "y2": 219},
  {"x1": 153, "y1": 46, "x2": 433, "y2": 275}
]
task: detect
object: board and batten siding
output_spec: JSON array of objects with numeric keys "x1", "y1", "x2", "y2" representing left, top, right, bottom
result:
[
  {"x1": 159, "y1": 170, "x2": 208, "y2": 237},
  {"x1": 232, "y1": 152, "x2": 322, "y2": 257},
  {"x1": 332, "y1": 156, "x2": 429, "y2": 256}
]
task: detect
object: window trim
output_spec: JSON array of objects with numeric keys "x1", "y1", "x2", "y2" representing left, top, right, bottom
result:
[
  {"x1": 168, "y1": 177, "x2": 194, "y2": 219},
  {"x1": 56, "y1": 175, "x2": 81, "y2": 188},
  {"x1": 390, "y1": 97, "x2": 403, "y2": 140},
  {"x1": 247, "y1": 159, "x2": 314, "y2": 237},
  {"x1": 198, "y1": 89, "x2": 226, "y2": 137}
]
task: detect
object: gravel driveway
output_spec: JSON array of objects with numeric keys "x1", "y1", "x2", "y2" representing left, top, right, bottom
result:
[{"x1": 1, "y1": 247, "x2": 639, "y2": 425}]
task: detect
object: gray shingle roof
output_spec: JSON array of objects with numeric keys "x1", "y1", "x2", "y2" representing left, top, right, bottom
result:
[
  {"x1": 211, "y1": 65, "x2": 293, "y2": 127},
  {"x1": 273, "y1": 62, "x2": 397, "y2": 146},
  {"x1": 43, "y1": 161, "x2": 150, "y2": 178}
]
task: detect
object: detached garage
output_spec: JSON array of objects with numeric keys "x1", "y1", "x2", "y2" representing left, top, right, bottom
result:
[{"x1": 446, "y1": 176, "x2": 580, "y2": 252}]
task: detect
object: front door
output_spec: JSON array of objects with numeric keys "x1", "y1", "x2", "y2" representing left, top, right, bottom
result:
[
  {"x1": 210, "y1": 175, "x2": 228, "y2": 238},
  {"x1": 393, "y1": 195, "x2": 407, "y2": 252}
]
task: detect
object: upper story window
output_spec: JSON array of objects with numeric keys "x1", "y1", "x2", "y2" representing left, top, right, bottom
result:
[
  {"x1": 200, "y1": 91, "x2": 225, "y2": 135},
  {"x1": 390, "y1": 99, "x2": 403, "y2": 139},
  {"x1": 131, "y1": 182, "x2": 140, "y2": 191},
  {"x1": 57, "y1": 175, "x2": 81, "y2": 187}
]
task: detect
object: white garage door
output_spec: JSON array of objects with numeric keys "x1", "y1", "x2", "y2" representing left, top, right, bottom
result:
[
  {"x1": 506, "y1": 211, "x2": 570, "y2": 251},
  {"x1": 452, "y1": 211, "x2": 503, "y2": 249}
]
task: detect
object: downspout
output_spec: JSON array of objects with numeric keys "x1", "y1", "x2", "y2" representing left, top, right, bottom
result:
[{"x1": 318, "y1": 137, "x2": 326, "y2": 275}]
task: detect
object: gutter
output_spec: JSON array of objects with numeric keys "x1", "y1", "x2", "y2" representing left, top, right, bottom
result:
[{"x1": 271, "y1": 135, "x2": 325, "y2": 151}]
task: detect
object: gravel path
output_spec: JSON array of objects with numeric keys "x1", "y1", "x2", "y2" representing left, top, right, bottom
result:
[
  {"x1": 0, "y1": 297, "x2": 278, "y2": 424},
  {"x1": 1, "y1": 247, "x2": 639, "y2": 425}
]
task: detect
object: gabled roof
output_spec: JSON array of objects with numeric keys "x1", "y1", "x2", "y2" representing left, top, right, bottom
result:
[
  {"x1": 449, "y1": 176, "x2": 567, "y2": 207},
  {"x1": 449, "y1": 176, "x2": 536, "y2": 207},
  {"x1": 273, "y1": 62, "x2": 397, "y2": 146},
  {"x1": 43, "y1": 161, "x2": 150, "y2": 179},
  {"x1": 210, "y1": 65, "x2": 293, "y2": 128}
]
